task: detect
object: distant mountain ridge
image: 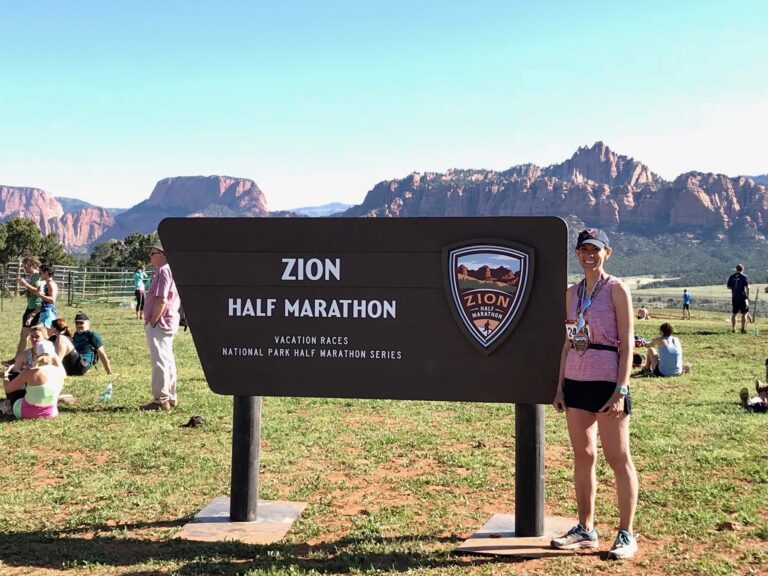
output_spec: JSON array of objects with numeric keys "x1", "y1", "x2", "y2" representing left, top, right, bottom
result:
[
  {"x1": 343, "y1": 142, "x2": 768, "y2": 242},
  {"x1": 1, "y1": 142, "x2": 767, "y2": 254},
  {"x1": 291, "y1": 202, "x2": 351, "y2": 217},
  {"x1": 0, "y1": 176, "x2": 268, "y2": 252}
]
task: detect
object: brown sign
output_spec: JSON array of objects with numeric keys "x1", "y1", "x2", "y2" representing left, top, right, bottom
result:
[{"x1": 159, "y1": 217, "x2": 567, "y2": 403}]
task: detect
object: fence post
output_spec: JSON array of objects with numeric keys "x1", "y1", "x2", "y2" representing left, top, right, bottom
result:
[{"x1": 15, "y1": 258, "x2": 22, "y2": 296}]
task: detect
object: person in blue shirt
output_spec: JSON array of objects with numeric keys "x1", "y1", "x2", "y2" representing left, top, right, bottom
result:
[
  {"x1": 133, "y1": 264, "x2": 149, "y2": 320},
  {"x1": 640, "y1": 323, "x2": 691, "y2": 376},
  {"x1": 682, "y1": 289, "x2": 692, "y2": 320},
  {"x1": 68, "y1": 312, "x2": 114, "y2": 376}
]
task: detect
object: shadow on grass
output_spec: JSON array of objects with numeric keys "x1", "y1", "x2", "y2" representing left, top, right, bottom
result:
[
  {"x1": 59, "y1": 405, "x2": 138, "y2": 414},
  {"x1": 690, "y1": 330, "x2": 724, "y2": 336},
  {"x1": 0, "y1": 522, "x2": 528, "y2": 574}
]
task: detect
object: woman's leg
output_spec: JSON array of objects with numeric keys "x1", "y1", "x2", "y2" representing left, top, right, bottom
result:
[
  {"x1": 566, "y1": 408, "x2": 599, "y2": 529},
  {"x1": 597, "y1": 412, "x2": 638, "y2": 533}
]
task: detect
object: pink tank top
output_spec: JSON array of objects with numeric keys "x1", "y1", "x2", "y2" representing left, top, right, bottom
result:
[{"x1": 564, "y1": 275, "x2": 621, "y2": 383}]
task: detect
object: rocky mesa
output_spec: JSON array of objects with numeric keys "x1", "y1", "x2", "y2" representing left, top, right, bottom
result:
[
  {"x1": 0, "y1": 175, "x2": 269, "y2": 252},
  {"x1": 343, "y1": 142, "x2": 768, "y2": 239},
  {"x1": 103, "y1": 175, "x2": 269, "y2": 241},
  {"x1": 3, "y1": 144, "x2": 768, "y2": 253}
]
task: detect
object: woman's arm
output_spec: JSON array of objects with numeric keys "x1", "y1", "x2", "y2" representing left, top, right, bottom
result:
[
  {"x1": 646, "y1": 335, "x2": 665, "y2": 348},
  {"x1": 599, "y1": 281, "x2": 634, "y2": 413},
  {"x1": 3, "y1": 368, "x2": 33, "y2": 394}
]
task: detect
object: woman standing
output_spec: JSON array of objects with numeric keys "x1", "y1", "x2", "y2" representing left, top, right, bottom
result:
[
  {"x1": 133, "y1": 264, "x2": 148, "y2": 320},
  {"x1": 551, "y1": 229, "x2": 639, "y2": 560},
  {"x1": 35, "y1": 265, "x2": 59, "y2": 332}
]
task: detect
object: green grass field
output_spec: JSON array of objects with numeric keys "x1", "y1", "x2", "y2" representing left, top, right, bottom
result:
[{"x1": 0, "y1": 297, "x2": 766, "y2": 575}]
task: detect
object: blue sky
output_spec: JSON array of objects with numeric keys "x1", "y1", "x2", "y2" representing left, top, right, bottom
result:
[{"x1": 1, "y1": 1, "x2": 766, "y2": 210}]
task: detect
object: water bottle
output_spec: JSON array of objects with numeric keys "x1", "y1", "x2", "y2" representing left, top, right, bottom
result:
[{"x1": 100, "y1": 382, "x2": 113, "y2": 402}]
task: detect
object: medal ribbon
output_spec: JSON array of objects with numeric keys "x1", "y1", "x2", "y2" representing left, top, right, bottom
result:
[{"x1": 576, "y1": 275, "x2": 608, "y2": 332}]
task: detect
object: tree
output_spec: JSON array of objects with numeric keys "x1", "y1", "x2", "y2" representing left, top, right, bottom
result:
[
  {"x1": 88, "y1": 239, "x2": 126, "y2": 268},
  {"x1": 0, "y1": 218, "x2": 42, "y2": 264},
  {"x1": 39, "y1": 233, "x2": 75, "y2": 266},
  {"x1": 124, "y1": 232, "x2": 158, "y2": 267},
  {"x1": 88, "y1": 232, "x2": 158, "y2": 268}
]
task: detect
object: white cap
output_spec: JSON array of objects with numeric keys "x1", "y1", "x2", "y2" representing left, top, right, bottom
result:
[{"x1": 35, "y1": 340, "x2": 56, "y2": 357}]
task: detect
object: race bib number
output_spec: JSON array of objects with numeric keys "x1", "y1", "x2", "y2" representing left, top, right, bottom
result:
[{"x1": 565, "y1": 321, "x2": 578, "y2": 341}]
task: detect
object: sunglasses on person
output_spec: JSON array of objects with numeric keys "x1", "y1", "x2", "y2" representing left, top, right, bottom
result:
[{"x1": 149, "y1": 251, "x2": 162, "y2": 256}]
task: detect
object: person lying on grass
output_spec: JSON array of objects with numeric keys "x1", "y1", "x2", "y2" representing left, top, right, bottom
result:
[
  {"x1": 1, "y1": 341, "x2": 66, "y2": 419},
  {"x1": 740, "y1": 380, "x2": 768, "y2": 413},
  {"x1": 640, "y1": 322, "x2": 692, "y2": 377}
]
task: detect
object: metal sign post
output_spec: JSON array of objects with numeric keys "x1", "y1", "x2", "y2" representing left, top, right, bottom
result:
[
  {"x1": 515, "y1": 404, "x2": 545, "y2": 536},
  {"x1": 229, "y1": 396, "x2": 261, "y2": 522}
]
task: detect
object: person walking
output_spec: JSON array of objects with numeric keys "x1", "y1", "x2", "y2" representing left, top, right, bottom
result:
[
  {"x1": 15, "y1": 256, "x2": 44, "y2": 357},
  {"x1": 682, "y1": 289, "x2": 692, "y2": 320},
  {"x1": 141, "y1": 241, "x2": 181, "y2": 411},
  {"x1": 727, "y1": 264, "x2": 749, "y2": 333},
  {"x1": 34, "y1": 264, "x2": 59, "y2": 333},
  {"x1": 551, "y1": 228, "x2": 639, "y2": 560}
]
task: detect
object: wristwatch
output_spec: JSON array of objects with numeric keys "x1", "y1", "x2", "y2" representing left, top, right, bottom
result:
[{"x1": 615, "y1": 385, "x2": 629, "y2": 396}]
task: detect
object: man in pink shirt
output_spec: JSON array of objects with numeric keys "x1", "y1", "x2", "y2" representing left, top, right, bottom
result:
[{"x1": 141, "y1": 240, "x2": 181, "y2": 411}]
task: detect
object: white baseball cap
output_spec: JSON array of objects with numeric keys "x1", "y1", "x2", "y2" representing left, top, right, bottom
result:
[{"x1": 35, "y1": 340, "x2": 56, "y2": 357}]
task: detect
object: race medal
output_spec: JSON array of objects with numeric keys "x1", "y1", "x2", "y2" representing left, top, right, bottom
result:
[{"x1": 573, "y1": 325, "x2": 590, "y2": 356}]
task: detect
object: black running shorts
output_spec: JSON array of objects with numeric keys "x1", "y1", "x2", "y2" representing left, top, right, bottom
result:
[{"x1": 563, "y1": 378, "x2": 632, "y2": 414}]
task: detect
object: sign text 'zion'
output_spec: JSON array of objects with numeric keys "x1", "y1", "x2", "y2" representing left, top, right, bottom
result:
[{"x1": 231, "y1": 257, "x2": 396, "y2": 319}]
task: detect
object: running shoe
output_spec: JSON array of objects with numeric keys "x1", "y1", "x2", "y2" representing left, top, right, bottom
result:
[
  {"x1": 550, "y1": 523, "x2": 599, "y2": 550},
  {"x1": 608, "y1": 529, "x2": 638, "y2": 559},
  {"x1": 740, "y1": 387, "x2": 750, "y2": 408}
]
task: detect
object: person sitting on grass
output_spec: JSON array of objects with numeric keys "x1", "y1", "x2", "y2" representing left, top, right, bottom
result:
[
  {"x1": 1, "y1": 341, "x2": 65, "y2": 419},
  {"x1": 740, "y1": 380, "x2": 768, "y2": 413},
  {"x1": 69, "y1": 312, "x2": 113, "y2": 376},
  {"x1": 49, "y1": 319, "x2": 83, "y2": 377},
  {"x1": 636, "y1": 305, "x2": 651, "y2": 320},
  {"x1": 640, "y1": 322, "x2": 692, "y2": 377},
  {"x1": 11, "y1": 325, "x2": 59, "y2": 375}
]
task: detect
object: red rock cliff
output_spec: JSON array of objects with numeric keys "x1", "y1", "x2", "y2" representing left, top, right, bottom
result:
[{"x1": 0, "y1": 186, "x2": 64, "y2": 236}]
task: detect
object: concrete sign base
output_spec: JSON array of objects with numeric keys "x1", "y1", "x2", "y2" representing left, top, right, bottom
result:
[
  {"x1": 457, "y1": 514, "x2": 578, "y2": 558},
  {"x1": 177, "y1": 496, "x2": 306, "y2": 545}
]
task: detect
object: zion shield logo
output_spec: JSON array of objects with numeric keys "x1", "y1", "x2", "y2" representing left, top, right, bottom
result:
[{"x1": 444, "y1": 241, "x2": 534, "y2": 354}]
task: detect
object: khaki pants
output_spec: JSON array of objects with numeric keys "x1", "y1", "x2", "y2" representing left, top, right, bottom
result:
[{"x1": 145, "y1": 324, "x2": 177, "y2": 404}]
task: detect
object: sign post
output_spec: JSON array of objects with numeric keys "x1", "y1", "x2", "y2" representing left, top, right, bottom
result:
[
  {"x1": 229, "y1": 396, "x2": 261, "y2": 522},
  {"x1": 515, "y1": 404, "x2": 545, "y2": 536},
  {"x1": 161, "y1": 216, "x2": 567, "y2": 546}
]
